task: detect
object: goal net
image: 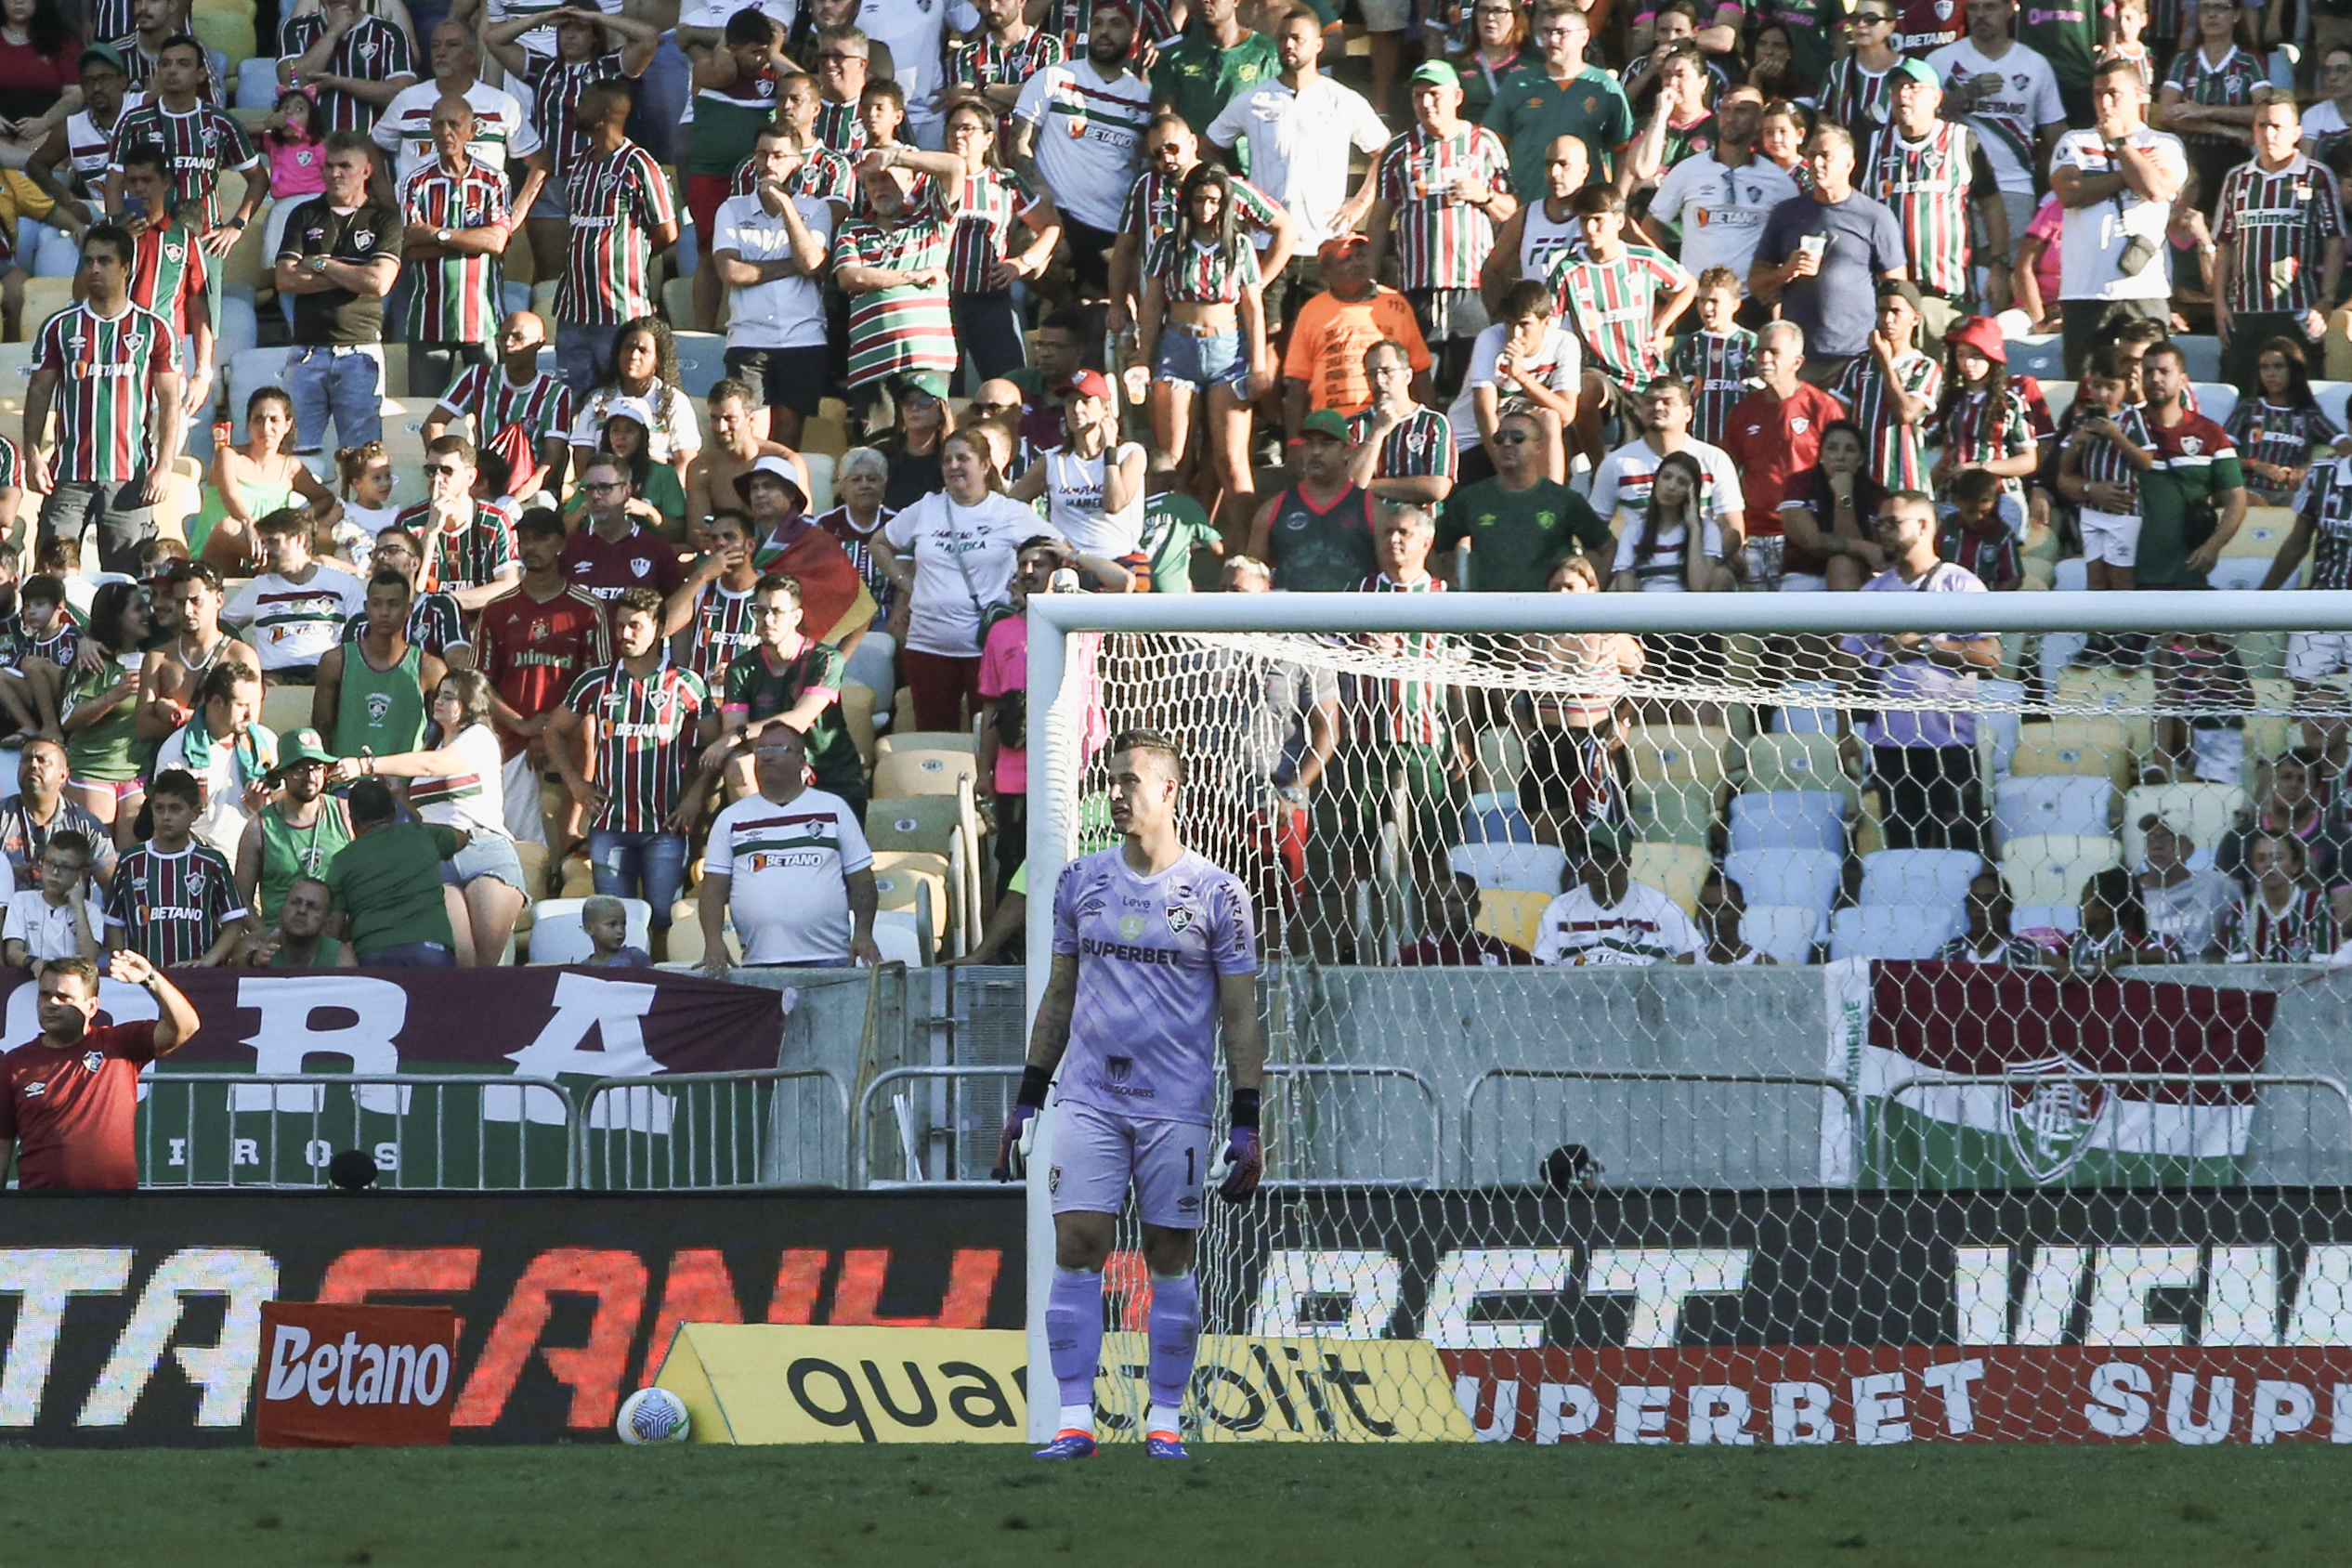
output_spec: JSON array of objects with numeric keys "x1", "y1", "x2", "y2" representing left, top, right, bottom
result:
[{"x1": 1019, "y1": 586, "x2": 2352, "y2": 1447}]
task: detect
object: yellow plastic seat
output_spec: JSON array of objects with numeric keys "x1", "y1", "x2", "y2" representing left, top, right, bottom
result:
[
  {"x1": 1472, "y1": 889, "x2": 1550, "y2": 952},
  {"x1": 1741, "y1": 731, "x2": 1859, "y2": 807},
  {"x1": 2224, "y1": 506, "x2": 2296, "y2": 559},
  {"x1": 258, "y1": 683, "x2": 316, "y2": 736},
  {"x1": 1624, "y1": 725, "x2": 1730, "y2": 805},
  {"x1": 2008, "y1": 718, "x2": 2135, "y2": 789},
  {"x1": 1629, "y1": 841, "x2": 1710, "y2": 917},
  {"x1": 1999, "y1": 833, "x2": 2123, "y2": 908}
]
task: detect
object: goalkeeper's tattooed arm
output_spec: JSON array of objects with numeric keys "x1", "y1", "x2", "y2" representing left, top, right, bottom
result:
[
  {"x1": 1217, "y1": 970, "x2": 1266, "y2": 1098},
  {"x1": 995, "y1": 953, "x2": 1080, "y2": 1181}
]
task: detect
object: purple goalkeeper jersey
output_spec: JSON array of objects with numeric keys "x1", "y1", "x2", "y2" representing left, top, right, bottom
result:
[{"x1": 1051, "y1": 845, "x2": 1258, "y2": 1126}]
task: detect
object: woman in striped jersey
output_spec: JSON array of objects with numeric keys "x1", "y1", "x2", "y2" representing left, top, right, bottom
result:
[
  {"x1": 327, "y1": 668, "x2": 525, "y2": 968},
  {"x1": 1129, "y1": 162, "x2": 1271, "y2": 545}
]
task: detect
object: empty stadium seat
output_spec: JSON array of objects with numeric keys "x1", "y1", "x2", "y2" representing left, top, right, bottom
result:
[
  {"x1": 872, "y1": 912, "x2": 925, "y2": 966},
  {"x1": 803, "y1": 451, "x2": 836, "y2": 512},
  {"x1": 1830, "y1": 904, "x2": 1960, "y2": 960},
  {"x1": 1629, "y1": 842, "x2": 1709, "y2": 915},
  {"x1": 841, "y1": 684, "x2": 879, "y2": 766},
  {"x1": 235, "y1": 55, "x2": 279, "y2": 109},
  {"x1": 672, "y1": 331, "x2": 727, "y2": 398},
  {"x1": 1474, "y1": 727, "x2": 1525, "y2": 795},
  {"x1": 872, "y1": 745, "x2": 979, "y2": 799},
  {"x1": 866, "y1": 790, "x2": 981, "y2": 952},
  {"x1": 1626, "y1": 725, "x2": 1731, "y2": 803},
  {"x1": 15, "y1": 278, "x2": 70, "y2": 342},
  {"x1": 1742, "y1": 732, "x2": 1858, "y2": 805},
  {"x1": 2191, "y1": 381, "x2": 2238, "y2": 426},
  {"x1": 2052, "y1": 668, "x2": 2156, "y2": 756},
  {"x1": 526, "y1": 897, "x2": 653, "y2": 964},
  {"x1": 2178, "y1": 336, "x2": 2224, "y2": 381},
  {"x1": 2120, "y1": 782, "x2": 2247, "y2": 869},
  {"x1": 1859, "y1": 848, "x2": 1981, "y2": 908},
  {"x1": 1991, "y1": 774, "x2": 2116, "y2": 848},
  {"x1": 1770, "y1": 680, "x2": 1842, "y2": 735},
  {"x1": 1741, "y1": 904, "x2": 1823, "y2": 964},
  {"x1": 870, "y1": 851, "x2": 951, "y2": 950},
  {"x1": 259, "y1": 683, "x2": 315, "y2": 738},
  {"x1": 876, "y1": 729, "x2": 976, "y2": 756},
  {"x1": 1449, "y1": 841, "x2": 1568, "y2": 895},
  {"x1": 1630, "y1": 782, "x2": 1716, "y2": 846},
  {"x1": 2318, "y1": 379, "x2": 2352, "y2": 431},
  {"x1": 1463, "y1": 793, "x2": 1537, "y2": 843},
  {"x1": 1999, "y1": 833, "x2": 2123, "y2": 908},
  {"x1": 2008, "y1": 718, "x2": 2135, "y2": 789},
  {"x1": 1722, "y1": 847, "x2": 1842, "y2": 917},
  {"x1": 2227, "y1": 507, "x2": 2296, "y2": 559},
  {"x1": 2208, "y1": 556, "x2": 2283, "y2": 592},
  {"x1": 1727, "y1": 790, "x2": 1845, "y2": 853},
  {"x1": 1473, "y1": 889, "x2": 1550, "y2": 952},
  {"x1": 2009, "y1": 904, "x2": 2082, "y2": 937},
  {"x1": 2052, "y1": 556, "x2": 2087, "y2": 592}
]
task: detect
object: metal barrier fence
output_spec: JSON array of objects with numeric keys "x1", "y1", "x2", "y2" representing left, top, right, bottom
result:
[
  {"x1": 1875, "y1": 1072, "x2": 2352, "y2": 1188},
  {"x1": 137, "y1": 1073, "x2": 580, "y2": 1190},
  {"x1": 1460, "y1": 1068, "x2": 1862, "y2": 1189},
  {"x1": 855, "y1": 1065, "x2": 1025, "y2": 1187},
  {"x1": 1263, "y1": 1064, "x2": 1443, "y2": 1187},
  {"x1": 576, "y1": 1068, "x2": 851, "y2": 1190}
]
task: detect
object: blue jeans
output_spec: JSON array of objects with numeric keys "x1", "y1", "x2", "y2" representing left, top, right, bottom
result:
[
  {"x1": 557, "y1": 322, "x2": 623, "y2": 400},
  {"x1": 286, "y1": 344, "x2": 383, "y2": 455},
  {"x1": 590, "y1": 830, "x2": 686, "y2": 929}
]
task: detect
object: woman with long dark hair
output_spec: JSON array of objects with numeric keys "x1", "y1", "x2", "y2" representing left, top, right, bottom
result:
[
  {"x1": 569, "y1": 316, "x2": 701, "y2": 489},
  {"x1": 1930, "y1": 318, "x2": 2037, "y2": 532},
  {"x1": 1608, "y1": 451, "x2": 1726, "y2": 592},
  {"x1": 0, "y1": 0, "x2": 79, "y2": 139},
  {"x1": 59, "y1": 581, "x2": 149, "y2": 849},
  {"x1": 1780, "y1": 419, "x2": 1890, "y2": 590},
  {"x1": 2225, "y1": 336, "x2": 2347, "y2": 504},
  {"x1": 2060, "y1": 865, "x2": 2179, "y2": 976}
]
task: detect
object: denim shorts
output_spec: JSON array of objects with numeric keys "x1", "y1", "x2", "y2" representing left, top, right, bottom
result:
[
  {"x1": 443, "y1": 828, "x2": 529, "y2": 895},
  {"x1": 1156, "y1": 325, "x2": 1248, "y2": 393}
]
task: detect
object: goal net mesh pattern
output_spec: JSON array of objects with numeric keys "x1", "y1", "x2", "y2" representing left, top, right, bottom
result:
[{"x1": 1031, "y1": 610, "x2": 2352, "y2": 1445}]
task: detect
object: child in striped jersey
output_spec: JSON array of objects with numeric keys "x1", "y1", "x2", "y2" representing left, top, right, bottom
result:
[
  {"x1": 2224, "y1": 337, "x2": 2352, "y2": 506},
  {"x1": 0, "y1": 574, "x2": 75, "y2": 743},
  {"x1": 2056, "y1": 346, "x2": 2158, "y2": 593},
  {"x1": 104, "y1": 768, "x2": 250, "y2": 968},
  {"x1": 1667, "y1": 268, "x2": 1755, "y2": 449}
]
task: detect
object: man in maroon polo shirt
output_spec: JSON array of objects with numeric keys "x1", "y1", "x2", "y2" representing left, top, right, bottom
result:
[
  {"x1": 0, "y1": 952, "x2": 202, "y2": 1190},
  {"x1": 560, "y1": 454, "x2": 689, "y2": 608},
  {"x1": 1721, "y1": 319, "x2": 1849, "y2": 591}
]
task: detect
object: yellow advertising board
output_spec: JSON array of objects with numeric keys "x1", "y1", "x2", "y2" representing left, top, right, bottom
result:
[{"x1": 655, "y1": 1326, "x2": 1470, "y2": 1444}]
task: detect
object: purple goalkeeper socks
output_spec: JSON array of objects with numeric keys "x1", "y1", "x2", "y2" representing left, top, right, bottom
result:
[
  {"x1": 1046, "y1": 1267, "x2": 1105, "y2": 1409},
  {"x1": 1147, "y1": 1271, "x2": 1201, "y2": 1412}
]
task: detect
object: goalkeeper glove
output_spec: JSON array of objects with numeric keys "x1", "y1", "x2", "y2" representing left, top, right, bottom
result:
[
  {"x1": 993, "y1": 1065, "x2": 1053, "y2": 1182},
  {"x1": 1209, "y1": 1088, "x2": 1263, "y2": 1201}
]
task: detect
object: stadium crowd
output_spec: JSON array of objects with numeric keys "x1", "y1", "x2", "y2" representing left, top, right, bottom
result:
[{"x1": 0, "y1": 0, "x2": 2339, "y2": 978}]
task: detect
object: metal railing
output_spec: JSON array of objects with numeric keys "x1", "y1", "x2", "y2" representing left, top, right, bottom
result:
[
  {"x1": 1263, "y1": 1064, "x2": 1444, "y2": 1187},
  {"x1": 577, "y1": 1067, "x2": 850, "y2": 1190},
  {"x1": 854, "y1": 1065, "x2": 1025, "y2": 1188},
  {"x1": 138, "y1": 1073, "x2": 579, "y2": 1190},
  {"x1": 1460, "y1": 1068, "x2": 1862, "y2": 1189},
  {"x1": 1875, "y1": 1072, "x2": 2352, "y2": 1189}
]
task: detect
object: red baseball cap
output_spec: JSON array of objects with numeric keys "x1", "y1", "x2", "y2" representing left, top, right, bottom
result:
[
  {"x1": 1065, "y1": 369, "x2": 1113, "y2": 401},
  {"x1": 1944, "y1": 315, "x2": 2007, "y2": 364}
]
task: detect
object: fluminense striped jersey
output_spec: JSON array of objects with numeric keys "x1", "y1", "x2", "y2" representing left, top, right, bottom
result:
[
  {"x1": 488, "y1": 0, "x2": 623, "y2": 59},
  {"x1": 2067, "y1": 400, "x2": 2154, "y2": 503},
  {"x1": 1143, "y1": 230, "x2": 1261, "y2": 305},
  {"x1": 1940, "y1": 386, "x2": 2034, "y2": 486},
  {"x1": 400, "y1": 160, "x2": 512, "y2": 344},
  {"x1": 2291, "y1": 456, "x2": 2352, "y2": 590},
  {"x1": 528, "y1": 52, "x2": 624, "y2": 184},
  {"x1": 64, "y1": 107, "x2": 124, "y2": 195},
  {"x1": 125, "y1": 217, "x2": 211, "y2": 343},
  {"x1": 88, "y1": 0, "x2": 133, "y2": 48},
  {"x1": 947, "y1": 167, "x2": 1045, "y2": 295},
  {"x1": 2226, "y1": 399, "x2": 2344, "y2": 484},
  {"x1": 949, "y1": 26, "x2": 1065, "y2": 137},
  {"x1": 433, "y1": 365, "x2": 576, "y2": 448},
  {"x1": 1862, "y1": 119, "x2": 1980, "y2": 300},
  {"x1": 832, "y1": 209, "x2": 957, "y2": 390},
  {"x1": 814, "y1": 503, "x2": 899, "y2": 623},
  {"x1": 2222, "y1": 884, "x2": 2336, "y2": 961},
  {"x1": 1819, "y1": 56, "x2": 1900, "y2": 142},
  {"x1": 1835, "y1": 347, "x2": 1941, "y2": 490},
  {"x1": 813, "y1": 97, "x2": 867, "y2": 156},
  {"x1": 1038, "y1": 0, "x2": 1176, "y2": 55},
  {"x1": 343, "y1": 592, "x2": 471, "y2": 663},
  {"x1": 2163, "y1": 44, "x2": 2268, "y2": 146},
  {"x1": 107, "y1": 842, "x2": 242, "y2": 966},
  {"x1": 557, "y1": 140, "x2": 677, "y2": 326},
  {"x1": 1347, "y1": 407, "x2": 1457, "y2": 482},
  {"x1": 279, "y1": 13, "x2": 414, "y2": 133},
  {"x1": 399, "y1": 501, "x2": 520, "y2": 593},
  {"x1": 106, "y1": 100, "x2": 257, "y2": 230},
  {"x1": 1348, "y1": 574, "x2": 1450, "y2": 748},
  {"x1": 2214, "y1": 154, "x2": 2347, "y2": 314},
  {"x1": 1667, "y1": 328, "x2": 1757, "y2": 448},
  {"x1": 727, "y1": 144, "x2": 856, "y2": 205},
  {"x1": 1548, "y1": 243, "x2": 1692, "y2": 392},
  {"x1": 110, "y1": 34, "x2": 224, "y2": 104},
  {"x1": 1374, "y1": 122, "x2": 1512, "y2": 291},
  {"x1": 680, "y1": 582, "x2": 759, "y2": 687},
  {"x1": 1117, "y1": 166, "x2": 1283, "y2": 252},
  {"x1": 561, "y1": 660, "x2": 712, "y2": 834},
  {"x1": 34, "y1": 302, "x2": 176, "y2": 485}
]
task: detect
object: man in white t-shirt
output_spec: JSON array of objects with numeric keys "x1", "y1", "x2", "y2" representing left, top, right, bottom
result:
[
  {"x1": 1927, "y1": 0, "x2": 2069, "y2": 268},
  {"x1": 1011, "y1": 5, "x2": 1152, "y2": 298},
  {"x1": 1644, "y1": 86, "x2": 1798, "y2": 285},
  {"x1": 714, "y1": 122, "x2": 836, "y2": 451},
  {"x1": 1531, "y1": 822, "x2": 1705, "y2": 965},
  {"x1": 1205, "y1": 7, "x2": 1389, "y2": 251},
  {"x1": 371, "y1": 20, "x2": 544, "y2": 190},
  {"x1": 222, "y1": 509, "x2": 369, "y2": 679},
  {"x1": 696, "y1": 724, "x2": 882, "y2": 972},
  {"x1": 2046, "y1": 56, "x2": 2188, "y2": 374},
  {"x1": 1587, "y1": 376, "x2": 1745, "y2": 541}
]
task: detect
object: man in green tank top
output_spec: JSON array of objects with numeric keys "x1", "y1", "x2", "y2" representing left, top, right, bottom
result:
[
  {"x1": 312, "y1": 571, "x2": 449, "y2": 761},
  {"x1": 1245, "y1": 410, "x2": 1382, "y2": 591},
  {"x1": 235, "y1": 729, "x2": 357, "y2": 930},
  {"x1": 244, "y1": 876, "x2": 351, "y2": 968}
]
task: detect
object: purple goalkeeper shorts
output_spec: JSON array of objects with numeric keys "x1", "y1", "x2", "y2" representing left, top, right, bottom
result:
[{"x1": 1047, "y1": 1100, "x2": 1211, "y2": 1230}]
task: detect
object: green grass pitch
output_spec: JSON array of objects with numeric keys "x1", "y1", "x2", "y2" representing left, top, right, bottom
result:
[{"x1": 2, "y1": 1444, "x2": 2346, "y2": 1566}]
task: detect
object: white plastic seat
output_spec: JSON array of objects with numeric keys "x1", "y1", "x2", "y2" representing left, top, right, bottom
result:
[
  {"x1": 527, "y1": 896, "x2": 654, "y2": 964},
  {"x1": 1991, "y1": 775, "x2": 2115, "y2": 849},
  {"x1": 1742, "y1": 904, "x2": 1823, "y2": 964},
  {"x1": 1998, "y1": 833, "x2": 2123, "y2": 908},
  {"x1": 236, "y1": 56, "x2": 280, "y2": 109},
  {"x1": 1722, "y1": 847, "x2": 1842, "y2": 917},
  {"x1": 1771, "y1": 680, "x2": 1842, "y2": 735},
  {"x1": 1448, "y1": 841, "x2": 1569, "y2": 895},
  {"x1": 1831, "y1": 904, "x2": 1962, "y2": 960},
  {"x1": 1858, "y1": 848, "x2": 1982, "y2": 909},
  {"x1": 2315, "y1": 380, "x2": 2351, "y2": 432},
  {"x1": 2052, "y1": 556, "x2": 2088, "y2": 593},
  {"x1": 1727, "y1": 791, "x2": 1847, "y2": 853},
  {"x1": 872, "y1": 911, "x2": 925, "y2": 967},
  {"x1": 2191, "y1": 381, "x2": 2238, "y2": 426},
  {"x1": 1978, "y1": 677, "x2": 2027, "y2": 781},
  {"x1": 2010, "y1": 903, "x2": 2082, "y2": 936},
  {"x1": 2120, "y1": 781, "x2": 2245, "y2": 869}
]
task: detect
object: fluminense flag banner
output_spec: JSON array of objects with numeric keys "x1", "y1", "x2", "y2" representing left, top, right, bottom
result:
[{"x1": 1823, "y1": 960, "x2": 2280, "y2": 1188}]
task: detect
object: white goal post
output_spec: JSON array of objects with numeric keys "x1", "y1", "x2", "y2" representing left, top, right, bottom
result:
[{"x1": 1017, "y1": 589, "x2": 2352, "y2": 1445}]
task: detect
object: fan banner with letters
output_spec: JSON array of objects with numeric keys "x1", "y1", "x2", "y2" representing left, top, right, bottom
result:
[{"x1": 1823, "y1": 959, "x2": 2280, "y2": 1188}]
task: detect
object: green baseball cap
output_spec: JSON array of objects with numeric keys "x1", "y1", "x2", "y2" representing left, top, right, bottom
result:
[
  {"x1": 1408, "y1": 59, "x2": 1460, "y2": 89},
  {"x1": 1581, "y1": 820, "x2": 1633, "y2": 856},
  {"x1": 1300, "y1": 408, "x2": 1352, "y2": 442},
  {"x1": 1891, "y1": 57, "x2": 1940, "y2": 89},
  {"x1": 893, "y1": 370, "x2": 949, "y2": 402},
  {"x1": 269, "y1": 728, "x2": 333, "y2": 777}
]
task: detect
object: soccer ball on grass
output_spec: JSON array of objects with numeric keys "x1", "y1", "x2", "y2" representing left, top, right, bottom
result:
[{"x1": 616, "y1": 1386, "x2": 691, "y2": 1444}]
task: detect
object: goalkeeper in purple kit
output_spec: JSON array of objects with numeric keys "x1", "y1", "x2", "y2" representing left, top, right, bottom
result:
[{"x1": 996, "y1": 729, "x2": 1266, "y2": 1461}]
